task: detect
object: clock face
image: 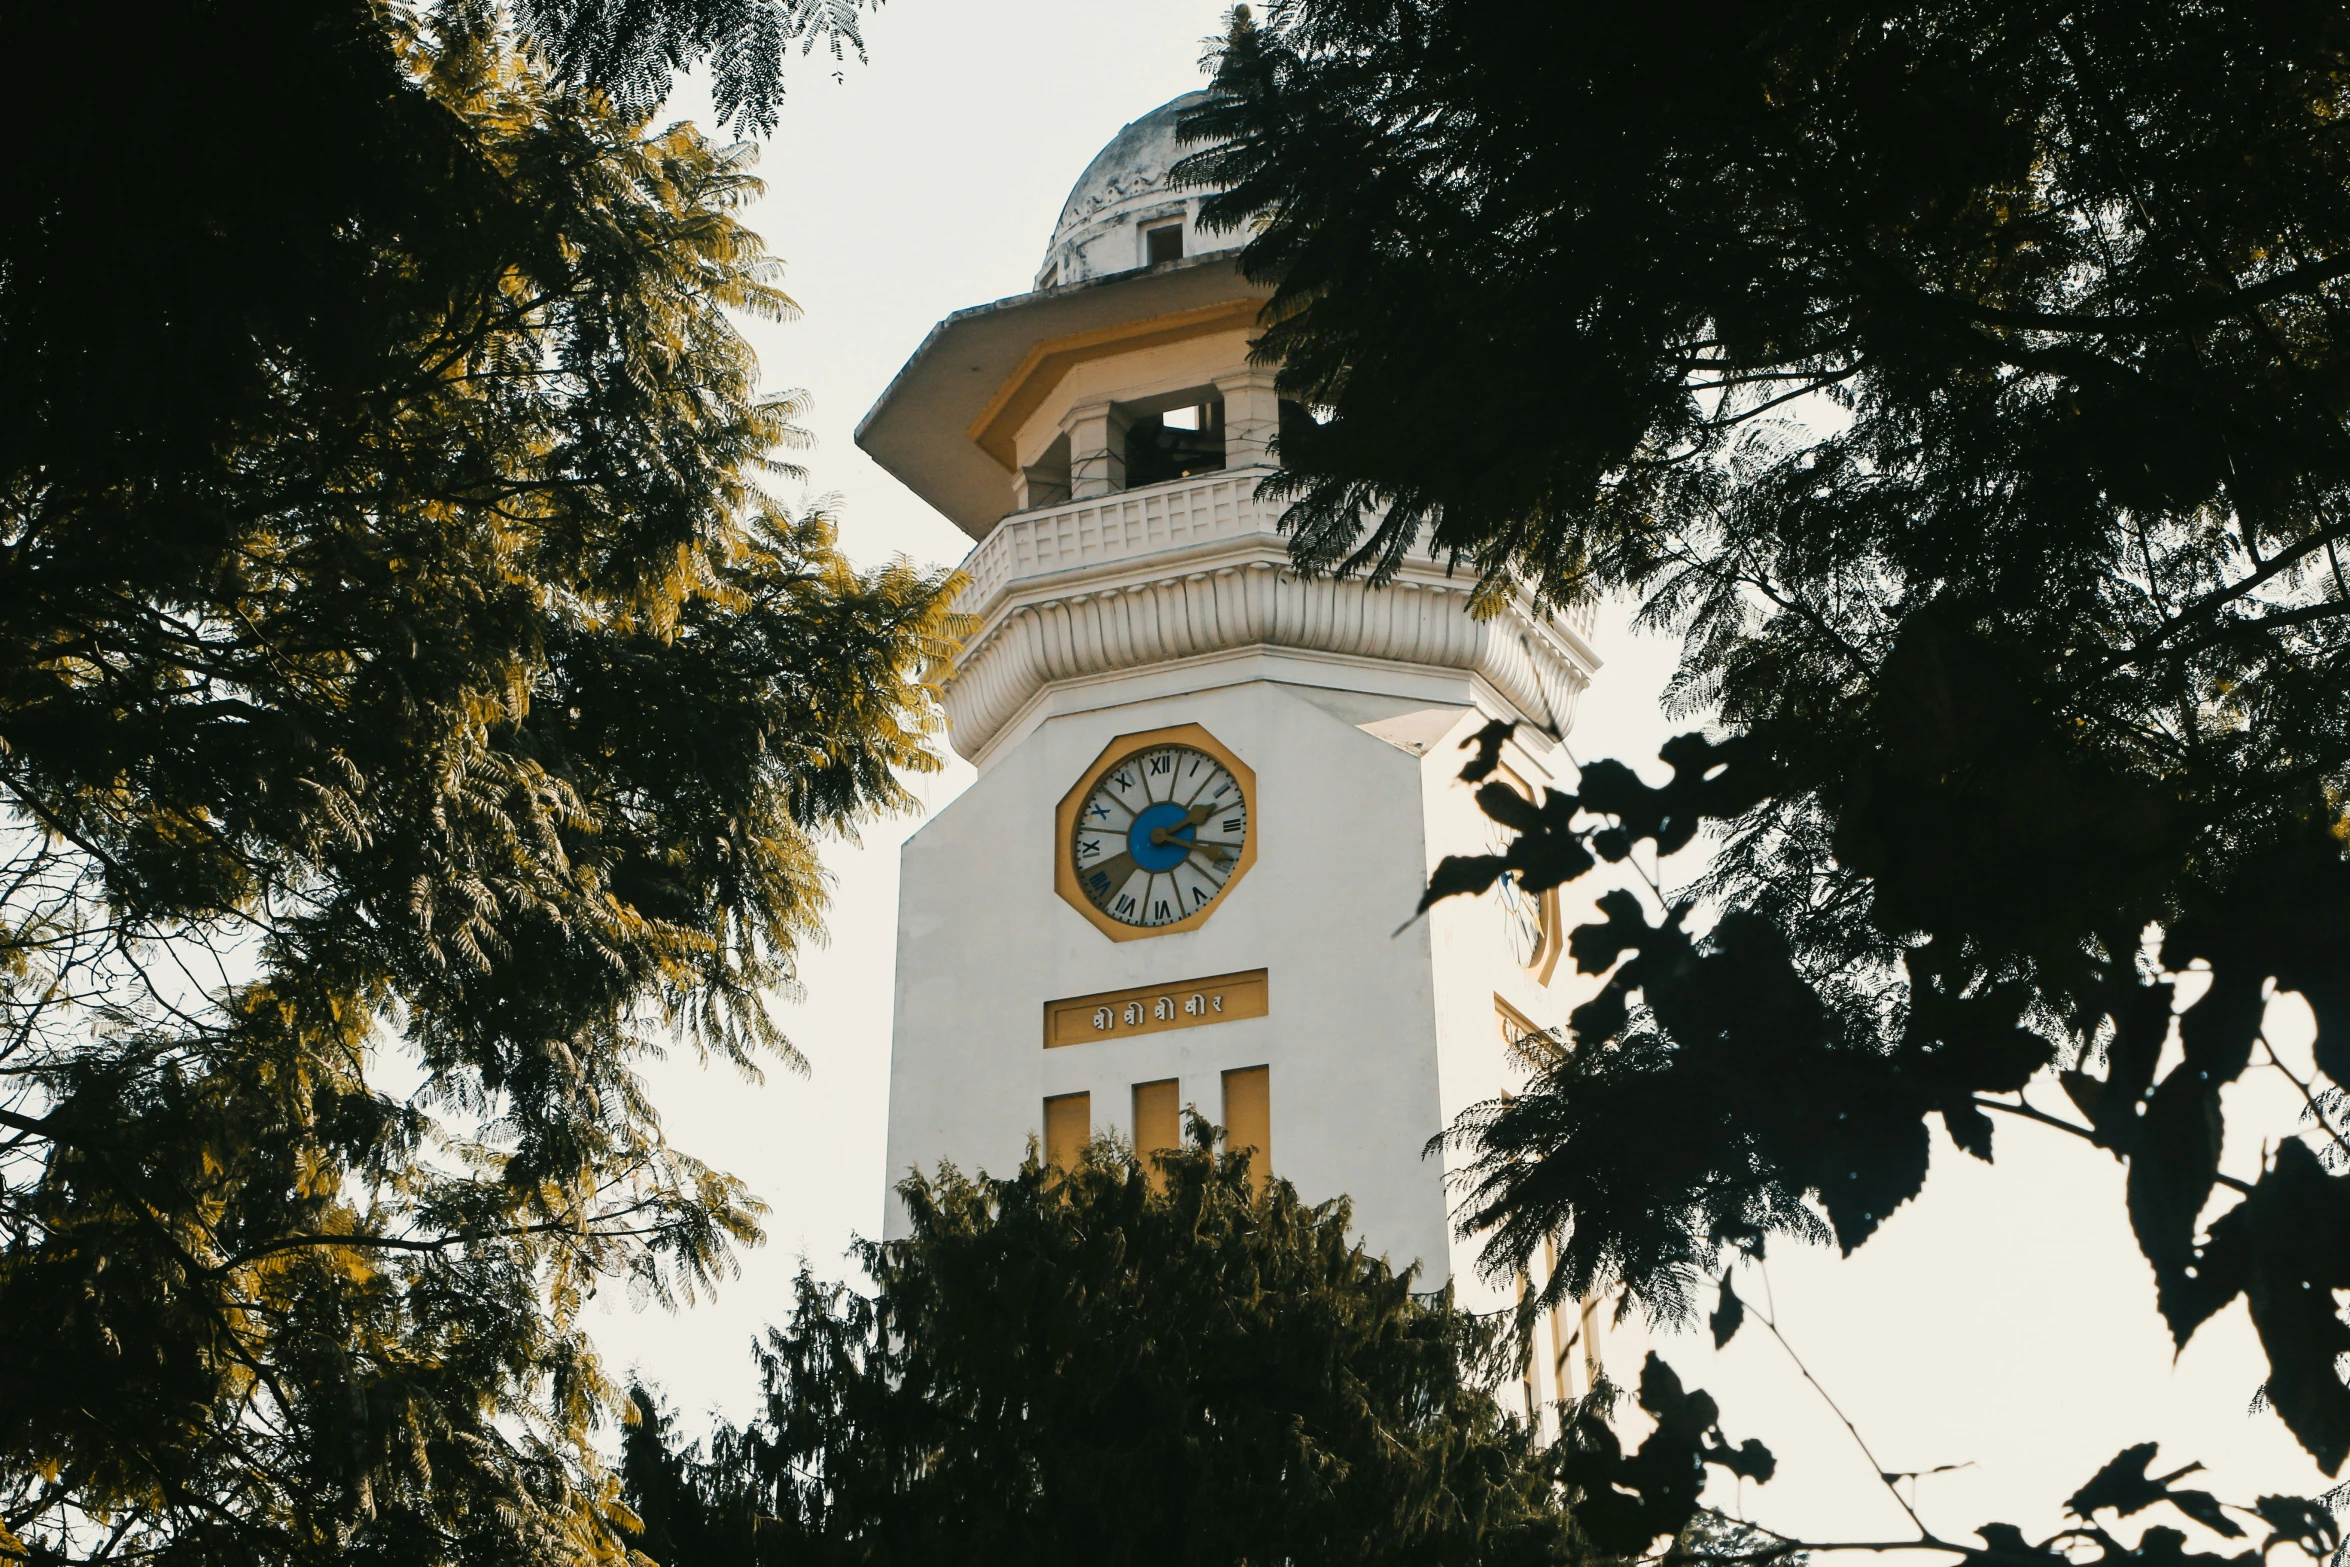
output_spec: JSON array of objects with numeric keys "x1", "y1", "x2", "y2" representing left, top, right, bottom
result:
[
  {"x1": 1493, "y1": 849, "x2": 1546, "y2": 968},
  {"x1": 1070, "y1": 743, "x2": 1249, "y2": 928}
]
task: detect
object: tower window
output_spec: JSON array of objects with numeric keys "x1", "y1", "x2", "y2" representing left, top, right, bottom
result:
[
  {"x1": 1044, "y1": 1091, "x2": 1090, "y2": 1174},
  {"x1": 1132, "y1": 1078, "x2": 1180, "y2": 1190},
  {"x1": 1122, "y1": 398, "x2": 1225, "y2": 488},
  {"x1": 1143, "y1": 220, "x2": 1184, "y2": 266},
  {"x1": 1221, "y1": 1065, "x2": 1269, "y2": 1190}
]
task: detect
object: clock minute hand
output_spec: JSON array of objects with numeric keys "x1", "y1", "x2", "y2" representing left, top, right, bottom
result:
[{"x1": 1145, "y1": 828, "x2": 1233, "y2": 864}]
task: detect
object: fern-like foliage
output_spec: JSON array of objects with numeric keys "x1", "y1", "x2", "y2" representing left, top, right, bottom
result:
[{"x1": 509, "y1": 0, "x2": 881, "y2": 133}]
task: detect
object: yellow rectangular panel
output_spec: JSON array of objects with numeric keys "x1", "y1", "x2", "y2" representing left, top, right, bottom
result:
[
  {"x1": 1545, "y1": 1235, "x2": 1579, "y2": 1401},
  {"x1": 1043, "y1": 1091, "x2": 1090, "y2": 1174},
  {"x1": 1132, "y1": 1078, "x2": 1181, "y2": 1191},
  {"x1": 1043, "y1": 969, "x2": 1269, "y2": 1049},
  {"x1": 1221, "y1": 1064, "x2": 1269, "y2": 1190}
]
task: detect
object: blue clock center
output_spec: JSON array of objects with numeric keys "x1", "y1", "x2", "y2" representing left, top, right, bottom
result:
[{"x1": 1127, "y1": 801, "x2": 1196, "y2": 872}]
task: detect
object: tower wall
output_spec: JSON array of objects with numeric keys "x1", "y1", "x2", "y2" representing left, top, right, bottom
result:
[{"x1": 885, "y1": 676, "x2": 1458, "y2": 1280}]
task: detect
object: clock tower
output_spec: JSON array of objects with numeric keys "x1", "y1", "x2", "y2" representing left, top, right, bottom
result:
[{"x1": 857, "y1": 94, "x2": 1603, "y2": 1335}]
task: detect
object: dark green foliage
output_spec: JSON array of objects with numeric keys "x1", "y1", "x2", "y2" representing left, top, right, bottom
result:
[
  {"x1": 2037, "y1": 1442, "x2": 2346, "y2": 1567},
  {"x1": 620, "y1": 1391, "x2": 769, "y2": 1567},
  {"x1": 622, "y1": 1130, "x2": 1579, "y2": 1566},
  {"x1": 510, "y1": 0, "x2": 880, "y2": 134},
  {"x1": 1554, "y1": 1355, "x2": 1775, "y2": 1559},
  {"x1": 1571, "y1": 1364, "x2": 2335, "y2": 1567},
  {"x1": 0, "y1": 5, "x2": 957, "y2": 1562},
  {"x1": 2067, "y1": 1446, "x2": 2238, "y2": 1539},
  {"x1": 1188, "y1": 0, "x2": 2350, "y2": 1475}
]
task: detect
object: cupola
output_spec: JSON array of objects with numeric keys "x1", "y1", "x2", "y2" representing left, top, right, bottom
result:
[{"x1": 855, "y1": 94, "x2": 1274, "y2": 539}]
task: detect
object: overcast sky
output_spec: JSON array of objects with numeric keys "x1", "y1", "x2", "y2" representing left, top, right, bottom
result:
[{"x1": 589, "y1": 1, "x2": 2338, "y2": 1550}]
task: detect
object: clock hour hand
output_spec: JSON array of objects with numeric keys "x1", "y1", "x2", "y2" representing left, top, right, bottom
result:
[{"x1": 1147, "y1": 802, "x2": 1216, "y2": 846}]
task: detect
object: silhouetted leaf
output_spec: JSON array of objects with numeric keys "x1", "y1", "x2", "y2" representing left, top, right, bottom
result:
[
  {"x1": 1708, "y1": 1435, "x2": 1776, "y2": 1483},
  {"x1": 2250, "y1": 1495, "x2": 2339, "y2": 1561},
  {"x1": 1977, "y1": 1522, "x2": 2070, "y2": 1567},
  {"x1": 1567, "y1": 888, "x2": 1666, "y2": 976},
  {"x1": 1816, "y1": 1100, "x2": 1931, "y2": 1254},
  {"x1": 2207, "y1": 1140, "x2": 2350, "y2": 1473},
  {"x1": 2165, "y1": 1490, "x2": 2244, "y2": 1540},
  {"x1": 1475, "y1": 779, "x2": 1545, "y2": 832},
  {"x1": 2107, "y1": 1524, "x2": 2258, "y2": 1567},
  {"x1": 1415, "y1": 853, "x2": 1506, "y2": 915},
  {"x1": 1710, "y1": 1269, "x2": 1745, "y2": 1348},
  {"x1": 1576, "y1": 734, "x2": 1769, "y2": 858},
  {"x1": 1456, "y1": 718, "x2": 1516, "y2": 782},
  {"x1": 2129, "y1": 1073, "x2": 2226, "y2": 1327},
  {"x1": 1471, "y1": 779, "x2": 1597, "y2": 893},
  {"x1": 1941, "y1": 1100, "x2": 1996, "y2": 1161}
]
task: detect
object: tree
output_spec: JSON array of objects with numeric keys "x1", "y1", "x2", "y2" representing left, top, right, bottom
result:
[
  {"x1": 1182, "y1": 0, "x2": 2350, "y2": 1526},
  {"x1": 0, "y1": 6, "x2": 957, "y2": 1562},
  {"x1": 621, "y1": 1132, "x2": 1581, "y2": 1565},
  {"x1": 509, "y1": 0, "x2": 881, "y2": 134}
]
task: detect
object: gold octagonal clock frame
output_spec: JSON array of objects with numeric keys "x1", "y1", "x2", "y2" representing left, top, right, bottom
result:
[{"x1": 1055, "y1": 722, "x2": 1259, "y2": 942}]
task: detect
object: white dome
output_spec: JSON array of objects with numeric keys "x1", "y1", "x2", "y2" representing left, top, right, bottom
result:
[{"x1": 1035, "y1": 91, "x2": 1237, "y2": 289}]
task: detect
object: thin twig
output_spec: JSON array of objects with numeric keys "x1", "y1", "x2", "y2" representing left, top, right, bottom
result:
[
  {"x1": 1969, "y1": 1094, "x2": 2257, "y2": 1197},
  {"x1": 2257, "y1": 1031, "x2": 2350, "y2": 1165},
  {"x1": 1746, "y1": 1264, "x2": 1932, "y2": 1539}
]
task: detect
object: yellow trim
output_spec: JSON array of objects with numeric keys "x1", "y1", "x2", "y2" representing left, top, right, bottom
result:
[
  {"x1": 1533, "y1": 886, "x2": 1565, "y2": 985},
  {"x1": 1055, "y1": 722, "x2": 1260, "y2": 943},
  {"x1": 1043, "y1": 969, "x2": 1270, "y2": 1048},
  {"x1": 967, "y1": 298, "x2": 1262, "y2": 472},
  {"x1": 1496, "y1": 994, "x2": 1563, "y2": 1070},
  {"x1": 1492, "y1": 764, "x2": 1566, "y2": 983}
]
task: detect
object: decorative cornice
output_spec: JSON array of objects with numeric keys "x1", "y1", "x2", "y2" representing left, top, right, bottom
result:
[{"x1": 941, "y1": 471, "x2": 1601, "y2": 763}]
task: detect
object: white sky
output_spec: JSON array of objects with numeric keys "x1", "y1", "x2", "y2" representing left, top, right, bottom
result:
[{"x1": 589, "y1": 1, "x2": 2340, "y2": 1550}]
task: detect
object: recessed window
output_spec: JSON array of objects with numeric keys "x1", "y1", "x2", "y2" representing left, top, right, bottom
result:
[
  {"x1": 1221, "y1": 1065, "x2": 1269, "y2": 1191},
  {"x1": 1143, "y1": 220, "x2": 1184, "y2": 266},
  {"x1": 1132, "y1": 1079, "x2": 1180, "y2": 1190},
  {"x1": 1044, "y1": 1091, "x2": 1089, "y2": 1174}
]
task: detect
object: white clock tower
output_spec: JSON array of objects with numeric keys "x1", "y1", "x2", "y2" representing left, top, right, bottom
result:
[{"x1": 858, "y1": 94, "x2": 1605, "y2": 1341}]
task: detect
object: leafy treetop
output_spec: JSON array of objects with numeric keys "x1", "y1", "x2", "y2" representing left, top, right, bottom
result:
[{"x1": 622, "y1": 1128, "x2": 1581, "y2": 1566}]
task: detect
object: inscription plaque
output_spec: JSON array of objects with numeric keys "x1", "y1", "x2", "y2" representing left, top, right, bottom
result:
[{"x1": 1043, "y1": 969, "x2": 1269, "y2": 1049}]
